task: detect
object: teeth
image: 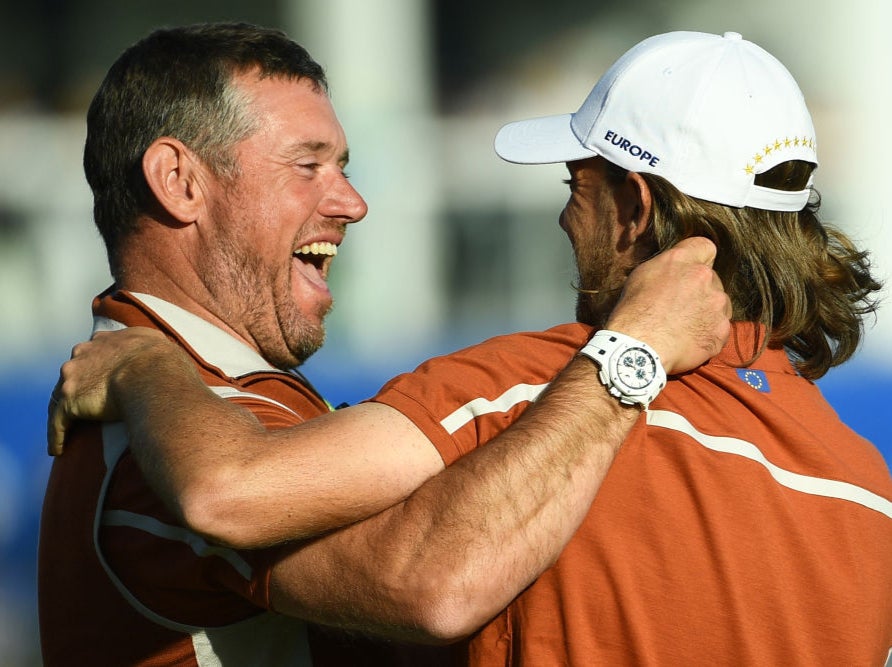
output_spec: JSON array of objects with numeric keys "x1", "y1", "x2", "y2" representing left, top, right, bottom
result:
[{"x1": 295, "y1": 242, "x2": 338, "y2": 257}]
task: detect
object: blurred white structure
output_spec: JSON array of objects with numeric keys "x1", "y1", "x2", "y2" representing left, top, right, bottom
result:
[
  {"x1": 0, "y1": 0, "x2": 888, "y2": 375},
  {"x1": 286, "y1": 0, "x2": 445, "y2": 360}
]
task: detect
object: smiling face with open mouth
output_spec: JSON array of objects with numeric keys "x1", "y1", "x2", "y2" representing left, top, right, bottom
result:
[
  {"x1": 196, "y1": 72, "x2": 368, "y2": 370},
  {"x1": 292, "y1": 241, "x2": 339, "y2": 292}
]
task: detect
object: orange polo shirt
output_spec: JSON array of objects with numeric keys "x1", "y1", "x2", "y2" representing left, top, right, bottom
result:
[{"x1": 373, "y1": 322, "x2": 892, "y2": 666}]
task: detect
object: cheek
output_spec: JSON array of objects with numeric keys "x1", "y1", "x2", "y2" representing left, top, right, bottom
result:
[
  {"x1": 280, "y1": 190, "x2": 325, "y2": 233},
  {"x1": 561, "y1": 196, "x2": 589, "y2": 235}
]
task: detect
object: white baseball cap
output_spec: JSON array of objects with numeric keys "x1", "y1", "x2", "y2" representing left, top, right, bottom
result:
[{"x1": 494, "y1": 31, "x2": 817, "y2": 211}]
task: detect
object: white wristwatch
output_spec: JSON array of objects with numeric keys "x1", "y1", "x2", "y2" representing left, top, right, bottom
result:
[{"x1": 579, "y1": 330, "x2": 667, "y2": 409}]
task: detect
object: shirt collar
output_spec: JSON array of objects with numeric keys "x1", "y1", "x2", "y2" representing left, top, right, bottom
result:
[
  {"x1": 93, "y1": 291, "x2": 284, "y2": 378},
  {"x1": 713, "y1": 321, "x2": 795, "y2": 375}
]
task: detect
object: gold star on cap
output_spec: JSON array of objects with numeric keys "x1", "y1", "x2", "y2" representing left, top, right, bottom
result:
[{"x1": 743, "y1": 137, "x2": 816, "y2": 173}]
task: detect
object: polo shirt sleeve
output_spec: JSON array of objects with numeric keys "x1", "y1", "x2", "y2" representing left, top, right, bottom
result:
[{"x1": 371, "y1": 323, "x2": 592, "y2": 465}]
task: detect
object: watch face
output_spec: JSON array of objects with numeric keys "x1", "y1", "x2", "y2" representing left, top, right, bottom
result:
[{"x1": 616, "y1": 347, "x2": 656, "y2": 389}]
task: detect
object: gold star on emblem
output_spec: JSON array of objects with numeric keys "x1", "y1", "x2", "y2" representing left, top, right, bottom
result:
[
  {"x1": 745, "y1": 164, "x2": 754, "y2": 174},
  {"x1": 754, "y1": 153, "x2": 763, "y2": 164},
  {"x1": 774, "y1": 140, "x2": 782, "y2": 151}
]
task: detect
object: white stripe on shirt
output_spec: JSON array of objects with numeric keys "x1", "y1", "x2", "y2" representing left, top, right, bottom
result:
[
  {"x1": 440, "y1": 382, "x2": 549, "y2": 434},
  {"x1": 209, "y1": 385, "x2": 298, "y2": 415},
  {"x1": 101, "y1": 509, "x2": 253, "y2": 580},
  {"x1": 647, "y1": 409, "x2": 892, "y2": 519}
]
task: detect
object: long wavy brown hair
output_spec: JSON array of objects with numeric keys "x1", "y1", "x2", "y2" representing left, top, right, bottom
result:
[{"x1": 638, "y1": 161, "x2": 882, "y2": 380}]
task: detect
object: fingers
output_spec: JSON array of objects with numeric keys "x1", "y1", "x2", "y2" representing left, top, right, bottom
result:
[
  {"x1": 671, "y1": 236, "x2": 717, "y2": 267},
  {"x1": 45, "y1": 343, "x2": 102, "y2": 457},
  {"x1": 44, "y1": 329, "x2": 161, "y2": 456},
  {"x1": 46, "y1": 378, "x2": 69, "y2": 457},
  {"x1": 47, "y1": 358, "x2": 80, "y2": 456},
  {"x1": 604, "y1": 236, "x2": 730, "y2": 374}
]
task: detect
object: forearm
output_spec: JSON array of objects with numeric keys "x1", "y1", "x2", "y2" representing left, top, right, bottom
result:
[
  {"x1": 108, "y1": 348, "x2": 271, "y2": 538},
  {"x1": 112, "y1": 350, "x2": 443, "y2": 548},
  {"x1": 271, "y1": 354, "x2": 636, "y2": 642}
]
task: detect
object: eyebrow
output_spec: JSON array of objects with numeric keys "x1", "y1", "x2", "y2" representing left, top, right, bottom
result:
[{"x1": 284, "y1": 141, "x2": 350, "y2": 167}]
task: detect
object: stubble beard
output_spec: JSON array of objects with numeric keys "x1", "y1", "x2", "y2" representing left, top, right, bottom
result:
[
  {"x1": 573, "y1": 237, "x2": 626, "y2": 330},
  {"x1": 575, "y1": 288, "x2": 620, "y2": 330},
  {"x1": 208, "y1": 231, "x2": 329, "y2": 371}
]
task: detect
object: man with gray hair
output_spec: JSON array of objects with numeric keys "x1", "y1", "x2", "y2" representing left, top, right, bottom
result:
[{"x1": 39, "y1": 22, "x2": 730, "y2": 666}]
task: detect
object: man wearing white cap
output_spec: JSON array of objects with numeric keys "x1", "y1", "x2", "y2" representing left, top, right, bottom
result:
[
  {"x1": 48, "y1": 30, "x2": 890, "y2": 664},
  {"x1": 461, "y1": 30, "x2": 891, "y2": 664},
  {"x1": 348, "y1": 30, "x2": 890, "y2": 664}
]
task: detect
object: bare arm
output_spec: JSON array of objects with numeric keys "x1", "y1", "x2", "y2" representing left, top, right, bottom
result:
[
  {"x1": 265, "y1": 236, "x2": 730, "y2": 641},
  {"x1": 50, "y1": 238, "x2": 728, "y2": 554},
  {"x1": 49, "y1": 340, "x2": 444, "y2": 546},
  {"x1": 269, "y1": 357, "x2": 634, "y2": 642}
]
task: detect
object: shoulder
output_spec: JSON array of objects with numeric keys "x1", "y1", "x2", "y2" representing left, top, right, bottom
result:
[
  {"x1": 369, "y1": 323, "x2": 593, "y2": 462},
  {"x1": 393, "y1": 322, "x2": 593, "y2": 385}
]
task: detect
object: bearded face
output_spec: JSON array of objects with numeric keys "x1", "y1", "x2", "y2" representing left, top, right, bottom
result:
[
  {"x1": 190, "y1": 75, "x2": 366, "y2": 370},
  {"x1": 572, "y1": 223, "x2": 629, "y2": 330},
  {"x1": 561, "y1": 159, "x2": 632, "y2": 329}
]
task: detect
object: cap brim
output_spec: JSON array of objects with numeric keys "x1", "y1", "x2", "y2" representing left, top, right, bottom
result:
[{"x1": 494, "y1": 113, "x2": 599, "y2": 164}]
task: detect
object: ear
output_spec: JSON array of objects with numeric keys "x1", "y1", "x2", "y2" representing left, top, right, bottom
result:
[
  {"x1": 617, "y1": 171, "x2": 653, "y2": 244},
  {"x1": 142, "y1": 138, "x2": 205, "y2": 224}
]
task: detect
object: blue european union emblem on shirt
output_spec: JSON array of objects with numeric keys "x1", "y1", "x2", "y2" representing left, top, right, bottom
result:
[{"x1": 736, "y1": 368, "x2": 770, "y2": 393}]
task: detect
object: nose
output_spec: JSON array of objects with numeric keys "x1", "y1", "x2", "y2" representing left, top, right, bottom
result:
[
  {"x1": 558, "y1": 206, "x2": 569, "y2": 233},
  {"x1": 320, "y1": 173, "x2": 368, "y2": 225}
]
